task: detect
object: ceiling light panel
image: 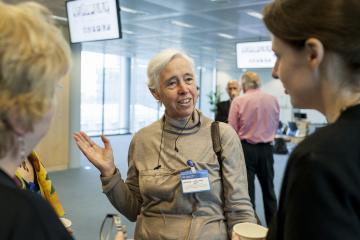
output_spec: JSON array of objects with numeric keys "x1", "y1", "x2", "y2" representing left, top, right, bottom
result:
[
  {"x1": 119, "y1": 1, "x2": 176, "y2": 22},
  {"x1": 120, "y1": 6, "x2": 149, "y2": 15},
  {"x1": 145, "y1": 0, "x2": 236, "y2": 12},
  {"x1": 136, "y1": 15, "x2": 228, "y2": 34},
  {"x1": 217, "y1": 33, "x2": 235, "y2": 39},
  {"x1": 245, "y1": 10, "x2": 263, "y2": 19},
  {"x1": 170, "y1": 20, "x2": 194, "y2": 28}
]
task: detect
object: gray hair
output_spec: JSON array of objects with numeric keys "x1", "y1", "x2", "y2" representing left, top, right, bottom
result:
[
  {"x1": 147, "y1": 49, "x2": 195, "y2": 91},
  {"x1": 241, "y1": 71, "x2": 261, "y2": 90}
]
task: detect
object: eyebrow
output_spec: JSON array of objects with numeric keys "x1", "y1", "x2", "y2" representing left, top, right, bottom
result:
[{"x1": 165, "y1": 73, "x2": 194, "y2": 82}]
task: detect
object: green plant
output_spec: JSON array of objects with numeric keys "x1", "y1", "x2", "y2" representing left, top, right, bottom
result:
[{"x1": 207, "y1": 86, "x2": 222, "y2": 113}]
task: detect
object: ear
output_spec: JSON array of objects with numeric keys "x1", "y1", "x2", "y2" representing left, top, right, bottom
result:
[
  {"x1": 149, "y1": 88, "x2": 161, "y2": 101},
  {"x1": 6, "y1": 109, "x2": 27, "y2": 136},
  {"x1": 242, "y1": 84, "x2": 247, "y2": 93},
  {"x1": 305, "y1": 38, "x2": 324, "y2": 70}
]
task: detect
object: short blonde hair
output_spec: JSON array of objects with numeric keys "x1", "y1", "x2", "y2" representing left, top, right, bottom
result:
[
  {"x1": 0, "y1": 1, "x2": 71, "y2": 158},
  {"x1": 147, "y1": 48, "x2": 195, "y2": 91},
  {"x1": 241, "y1": 71, "x2": 261, "y2": 90}
]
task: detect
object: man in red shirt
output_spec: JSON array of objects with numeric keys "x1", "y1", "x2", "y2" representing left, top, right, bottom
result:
[{"x1": 228, "y1": 71, "x2": 280, "y2": 226}]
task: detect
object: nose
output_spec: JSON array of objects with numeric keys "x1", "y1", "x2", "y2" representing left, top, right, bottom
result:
[
  {"x1": 271, "y1": 69, "x2": 278, "y2": 79},
  {"x1": 177, "y1": 80, "x2": 188, "y2": 94},
  {"x1": 272, "y1": 61, "x2": 279, "y2": 79}
]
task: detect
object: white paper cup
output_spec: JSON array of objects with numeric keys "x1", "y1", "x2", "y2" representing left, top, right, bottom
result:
[{"x1": 233, "y1": 222, "x2": 268, "y2": 240}]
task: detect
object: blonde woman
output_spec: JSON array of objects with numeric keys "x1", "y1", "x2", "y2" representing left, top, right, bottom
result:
[{"x1": 0, "y1": 1, "x2": 72, "y2": 239}]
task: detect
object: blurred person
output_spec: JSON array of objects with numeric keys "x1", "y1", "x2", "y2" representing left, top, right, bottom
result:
[
  {"x1": 228, "y1": 71, "x2": 280, "y2": 225},
  {"x1": 263, "y1": 0, "x2": 360, "y2": 239},
  {"x1": 0, "y1": 1, "x2": 72, "y2": 239},
  {"x1": 15, "y1": 151, "x2": 73, "y2": 234},
  {"x1": 215, "y1": 80, "x2": 241, "y2": 123},
  {"x1": 74, "y1": 48, "x2": 256, "y2": 239},
  {"x1": 16, "y1": 152, "x2": 65, "y2": 216}
]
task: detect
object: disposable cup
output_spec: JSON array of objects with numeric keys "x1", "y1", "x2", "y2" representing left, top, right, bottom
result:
[{"x1": 233, "y1": 222, "x2": 268, "y2": 240}]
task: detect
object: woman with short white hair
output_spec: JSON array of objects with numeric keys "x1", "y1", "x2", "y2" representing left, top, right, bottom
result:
[{"x1": 75, "y1": 48, "x2": 256, "y2": 239}]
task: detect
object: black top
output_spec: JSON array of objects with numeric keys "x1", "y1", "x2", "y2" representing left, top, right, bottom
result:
[
  {"x1": 215, "y1": 100, "x2": 231, "y2": 123},
  {"x1": 267, "y1": 105, "x2": 360, "y2": 240},
  {"x1": 0, "y1": 169, "x2": 72, "y2": 240}
]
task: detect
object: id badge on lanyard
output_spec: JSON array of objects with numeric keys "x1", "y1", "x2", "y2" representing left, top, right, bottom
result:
[{"x1": 180, "y1": 160, "x2": 210, "y2": 194}]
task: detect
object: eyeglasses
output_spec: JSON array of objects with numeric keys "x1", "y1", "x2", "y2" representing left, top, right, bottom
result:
[{"x1": 99, "y1": 214, "x2": 126, "y2": 240}]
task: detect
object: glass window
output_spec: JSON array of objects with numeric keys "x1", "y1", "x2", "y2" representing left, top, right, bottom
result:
[
  {"x1": 81, "y1": 51, "x2": 130, "y2": 136},
  {"x1": 103, "y1": 55, "x2": 130, "y2": 135},
  {"x1": 131, "y1": 58, "x2": 160, "y2": 132}
]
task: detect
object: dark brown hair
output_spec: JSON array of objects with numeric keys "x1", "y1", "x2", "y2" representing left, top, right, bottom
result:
[{"x1": 263, "y1": 0, "x2": 360, "y2": 71}]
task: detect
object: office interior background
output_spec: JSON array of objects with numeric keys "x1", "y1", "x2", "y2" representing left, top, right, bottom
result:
[
  {"x1": 4, "y1": 0, "x2": 326, "y2": 170},
  {"x1": 6, "y1": 0, "x2": 328, "y2": 238}
]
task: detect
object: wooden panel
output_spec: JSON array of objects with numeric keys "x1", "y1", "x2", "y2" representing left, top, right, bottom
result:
[
  {"x1": 35, "y1": 22, "x2": 72, "y2": 172},
  {"x1": 35, "y1": 75, "x2": 70, "y2": 171}
]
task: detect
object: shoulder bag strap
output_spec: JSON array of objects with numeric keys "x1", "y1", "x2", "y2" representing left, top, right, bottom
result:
[
  {"x1": 211, "y1": 121, "x2": 223, "y2": 167},
  {"x1": 211, "y1": 121, "x2": 225, "y2": 206}
]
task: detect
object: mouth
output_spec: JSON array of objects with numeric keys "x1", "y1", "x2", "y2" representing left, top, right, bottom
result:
[{"x1": 178, "y1": 98, "x2": 192, "y2": 106}]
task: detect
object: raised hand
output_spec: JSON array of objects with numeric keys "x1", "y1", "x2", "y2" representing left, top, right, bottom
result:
[{"x1": 73, "y1": 131, "x2": 116, "y2": 177}]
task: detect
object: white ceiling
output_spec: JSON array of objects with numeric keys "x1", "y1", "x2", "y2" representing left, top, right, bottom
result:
[{"x1": 6, "y1": 0, "x2": 272, "y2": 71}]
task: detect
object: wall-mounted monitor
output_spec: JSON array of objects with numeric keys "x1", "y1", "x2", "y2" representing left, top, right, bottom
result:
[
  {"x1": 66, "y1": 0, "x2": 122, "y2": 43},
  {"x1": 236, "y1": 41, "x2": 276, "y2": 69}
]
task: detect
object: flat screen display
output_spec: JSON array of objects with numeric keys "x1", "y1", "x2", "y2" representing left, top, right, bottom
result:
[
  {"x1": 236, "y1": 41, "x2": 276, "y2": 68},
  {"x1": 66, "y1": 0, "x2": 122, "y2": 43}
]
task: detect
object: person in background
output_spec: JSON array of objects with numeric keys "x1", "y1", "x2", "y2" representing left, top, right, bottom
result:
[
  {"x1": 0, "y1": 1, "x2": 72, "y2": 239},
  {"x1": 74, "y1": 48, "x2": 256, "y2": 240},
  {"x1": 228, "y1": 71, "x2": 280, "y2": 226},
  {"x1": 263, "y1": 0, "x2": 360, "y2": 239},
  {"x1": 215, "y1": 80, "x2": 241, "y2": 123}
]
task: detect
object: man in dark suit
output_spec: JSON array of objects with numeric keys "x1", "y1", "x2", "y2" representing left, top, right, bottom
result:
[{"x1": 215, "y1": 80, "x2": 240, "y2": 123}]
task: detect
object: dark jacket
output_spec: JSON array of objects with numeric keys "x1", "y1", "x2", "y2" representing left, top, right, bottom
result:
[
  {"x1": 267, "y1": 104, "x2": 360, "y2": 240},
  {"x1": 215, "y1": 100, "x2": 231, "y2": 123},
  {"x1": 0, "y1": 169, "x2": 72, "y2": 240}
]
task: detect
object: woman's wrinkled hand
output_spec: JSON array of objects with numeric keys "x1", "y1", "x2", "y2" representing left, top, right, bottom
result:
[{"x1": 73, "y1": 131, "x2": 116, "y2": 177}]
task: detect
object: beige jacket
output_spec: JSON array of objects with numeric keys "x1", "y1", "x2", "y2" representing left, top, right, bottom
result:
[{"x1": 101, "y1": 110, "x2": 256, "y2": 239}]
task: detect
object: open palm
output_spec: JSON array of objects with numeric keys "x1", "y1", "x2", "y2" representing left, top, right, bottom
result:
[{"x1": 73, "y1": 131, "x2": 116, "y2": 176}]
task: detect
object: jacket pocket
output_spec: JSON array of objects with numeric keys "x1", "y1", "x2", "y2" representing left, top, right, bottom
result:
[{"x1": 139, "y1": 168, "x2": 179, "y2": 202}]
